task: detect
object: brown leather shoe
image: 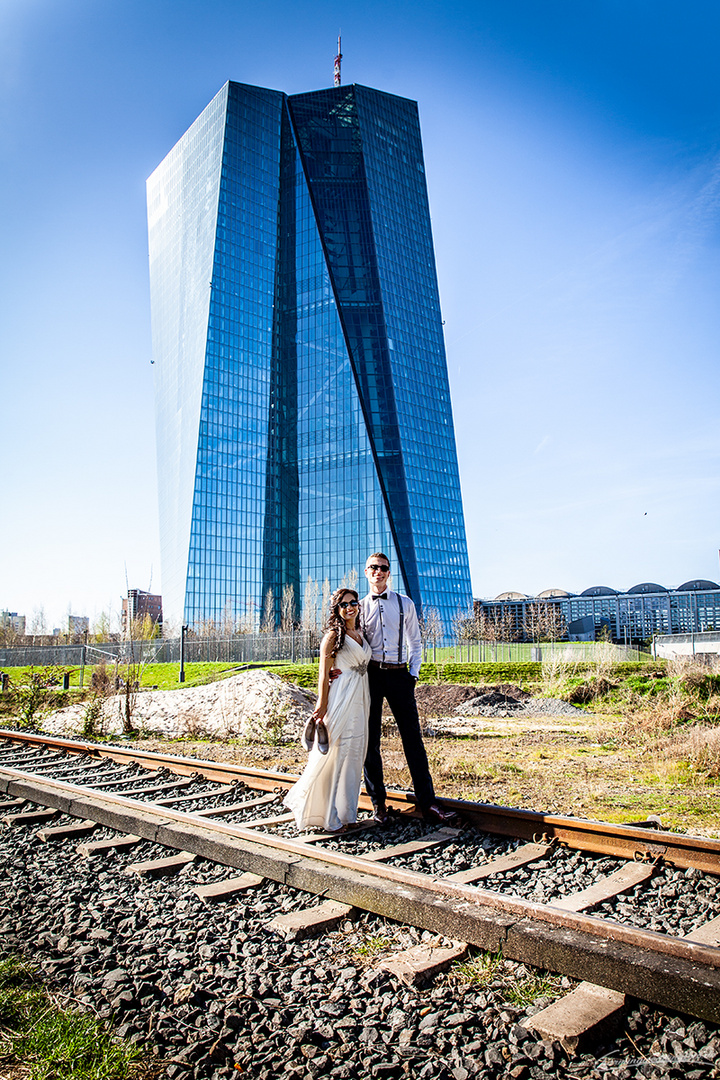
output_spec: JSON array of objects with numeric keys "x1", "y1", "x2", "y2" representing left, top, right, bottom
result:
[
  {"x1": 422, "y1": 803, "x2": 458, "y2": 825},
  {"x1": 372, "y1": 804, "x2": 390, "y2": 826}
]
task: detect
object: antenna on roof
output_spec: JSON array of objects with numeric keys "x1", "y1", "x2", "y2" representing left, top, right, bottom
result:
[{"x1": 334, "y1": 34, "x2": 342, "y2": 86}]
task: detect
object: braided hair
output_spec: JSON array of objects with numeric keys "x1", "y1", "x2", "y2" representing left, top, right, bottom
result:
[{"x1": 324, "y1": 588, "x2": 360, "y2": 659}]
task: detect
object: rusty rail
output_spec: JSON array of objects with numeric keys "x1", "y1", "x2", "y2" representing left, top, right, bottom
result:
[{"x1": 2, "y1": 729, "x2": 719, "y2": 874}]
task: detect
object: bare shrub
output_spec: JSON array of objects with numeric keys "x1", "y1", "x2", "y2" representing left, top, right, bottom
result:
[
  {"x1": 568, "y1": 677, "x2": 616, "y2": 704},
  {"x1": 90, "y1": 660, "x2": 112, "y2": 694},
  {"x1": 180, "y1": 711, "x2": 213, "y2": 740},
  {"x1": 592, "y1": 640, "x2": 620, "y2": 678},
  {"x1": 82, "y1": 694, "x2": 105, "y2": 738},
  {"x1": 540, "y1": 650, "x2": 579, "y2": 698},
  {"x1": 659, "y1": 725, "x2": 720, "y2": 779}
]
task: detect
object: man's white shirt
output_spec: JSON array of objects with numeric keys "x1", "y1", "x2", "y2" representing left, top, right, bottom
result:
[{"x1": 360, "y1": 590, "x2": 422, "y2": 677}]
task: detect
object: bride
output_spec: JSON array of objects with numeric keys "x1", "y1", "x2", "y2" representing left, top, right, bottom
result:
[{"x1": 284, "y1": 587, "x2": 371, "y2": 833}]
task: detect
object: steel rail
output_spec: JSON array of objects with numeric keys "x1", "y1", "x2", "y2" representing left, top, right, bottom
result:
[
  {"x1": 1, "y1": 730, "x2": 719, "y2": 874},
  {"x1": 2, "y1": 762, "x2": 720, "y2": 1023}
]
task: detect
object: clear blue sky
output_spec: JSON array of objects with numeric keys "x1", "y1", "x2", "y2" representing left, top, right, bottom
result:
[{"x1": 2, "y1": 0, "x2": 719, "y2": 630}]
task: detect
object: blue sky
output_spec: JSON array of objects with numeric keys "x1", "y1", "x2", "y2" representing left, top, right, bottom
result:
[{"x1": 2, "y1": 0, "x2": 719, "y2": 630}]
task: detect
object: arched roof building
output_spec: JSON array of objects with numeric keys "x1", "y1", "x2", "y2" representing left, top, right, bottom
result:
[{"x1": 475, "y1": 579, "x2": 720, "y2": 643}]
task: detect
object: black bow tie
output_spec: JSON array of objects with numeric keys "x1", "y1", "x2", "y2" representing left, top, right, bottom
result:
[{"x1": 372, "y1": 593, "x2": 387, "y2": 600}]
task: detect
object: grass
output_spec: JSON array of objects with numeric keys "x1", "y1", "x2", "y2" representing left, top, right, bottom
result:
[
  {"x1": 446, "y1": 951, "x2": 504, "y2": 988},
  {"x1": 351, "y1": 933, "x2": 395, "y2": 958},
  {"x1": 0, "y1": 955, "x2": 149, "y2": 1079},
  {"x1": 504, "y1": 972, "x2": 565, "y2": 1008},
  {"x1": 445, "y1": 950, "x2": 563, "y2": 1007},
  {"x1": 0, "y1": 661, "x2": 261, "y2": 693}
]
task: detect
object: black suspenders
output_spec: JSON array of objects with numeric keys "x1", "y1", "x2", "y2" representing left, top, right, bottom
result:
[{"x1": 397, "y1": 594, "x2": 404, "y2": 665}]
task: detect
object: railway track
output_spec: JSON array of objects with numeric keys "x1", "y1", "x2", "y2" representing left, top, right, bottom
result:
[{"x1": 1, "y1": 728, "x2": 720, "y2": 1035}]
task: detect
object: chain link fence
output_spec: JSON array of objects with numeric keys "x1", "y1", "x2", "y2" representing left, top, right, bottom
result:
[{"x1": 0, "y1": 631, "x2": 317, "y2": 669}]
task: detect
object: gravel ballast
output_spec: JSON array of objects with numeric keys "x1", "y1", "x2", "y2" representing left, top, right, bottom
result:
[{"x1": 2, "y1": 816, "x2": 720, "y2": 1079}]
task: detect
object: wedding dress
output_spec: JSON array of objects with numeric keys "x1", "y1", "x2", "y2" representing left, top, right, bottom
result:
[{"x1": 285, "y1": 635, "x2": 371, "y2": 832}]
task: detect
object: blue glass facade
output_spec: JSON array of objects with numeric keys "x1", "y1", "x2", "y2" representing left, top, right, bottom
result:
[{"x1": 148, "y1": 82, "x2": 471, "y2": 632}]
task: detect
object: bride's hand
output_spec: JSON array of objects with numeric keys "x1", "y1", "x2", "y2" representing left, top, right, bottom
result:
[{"x1": 313, "y1": 702, "x2": 327, "y2": 720}]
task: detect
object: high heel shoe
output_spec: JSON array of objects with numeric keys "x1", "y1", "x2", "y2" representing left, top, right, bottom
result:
[
  {"x1": 316, "y1": 719, "x2": 329, "y2": 754},
  {"x1": 302, "y1": 716, "x2": 316, "y2": 751}
]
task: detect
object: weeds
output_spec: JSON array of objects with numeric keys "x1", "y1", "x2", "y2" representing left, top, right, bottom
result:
[
  {"x1": 504, "y1": 971, "x2": 564, "y2": 1007},
  {"x1": 82, "y1": 694, "x2": 105, "y2": 738},
  {"x1": 351, "y1": 933, "x2": 394, "y2": 958},
  {"x1": 12, "y1": 667, "x2": 68, "y2": 731},
  {"x1": 447, "y1": 950, "x2": 504, "y2": 988},
  {"x1": 242, "y1": 687, "x2": 290, "y2": 745},
  {"x1": 0, "y1": 954, "x2": 145, "y2": 1079},
  {"x1": 540, "y1": 651, "x2": 580, "y2": 698}
]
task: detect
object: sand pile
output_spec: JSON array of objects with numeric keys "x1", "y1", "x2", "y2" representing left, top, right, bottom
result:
[{"x1": 41, "y1": 670, "x2": 315, "y2": 742}]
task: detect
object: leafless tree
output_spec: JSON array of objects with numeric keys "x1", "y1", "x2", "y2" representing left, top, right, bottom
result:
[
  {"x1": 340, "y1": 568, "x2": 359, "y2": 592},
  {"x1": 237, "y1": 599, "x2": 257, "y2": 635},
  {"x1": 280, "y1": 584, "x2": 296, "y2": 631},
  {"x1": 452, "y1": 607, "x2": 476, "y2": 643},
  {"x1": 321, "y1": 578, "x2": 331, "y2": 627},
  {"x1": 302, "y1": 576, "x2": 320, "y2": 632},
  {"x1": 29, "y1": 606, "x2": 48, "y2": 636},
  {"x1": 522, "y1": 602, "x2": 567, "y2": 643},
  {"x1": 475, "y1": 608, "x2": 516, "y2": 643},
  {"x1": 419, "y1": 607, "x2": 444, "y2": 662},
  {"x1": 260, "y1": 589, "x2": 275, "y2": 633},
  {"x1": 196, "y1": 617, "x2": 221, "y2": 640}
]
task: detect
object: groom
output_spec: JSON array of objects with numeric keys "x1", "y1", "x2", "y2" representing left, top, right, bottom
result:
[{"x1": 359, "y1": 553, "x2": 456, "y2": 826}]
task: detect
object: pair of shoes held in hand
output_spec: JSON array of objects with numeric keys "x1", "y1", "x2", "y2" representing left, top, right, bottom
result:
[{"x1": 302, "y1": 715, "x2": 329, "y2": 754}]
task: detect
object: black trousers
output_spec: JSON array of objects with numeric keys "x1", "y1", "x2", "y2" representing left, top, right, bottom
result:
[{"x1": 363, "y1": 665, "x2": 436, "y2": 811}]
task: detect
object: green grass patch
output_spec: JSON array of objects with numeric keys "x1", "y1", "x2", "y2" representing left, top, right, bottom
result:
[
  {"x1": 274, "y1": 663, "x2": 319, "y2": 688},
  {"x1": 350, "y1": 933, "x2": 394, "y2": 958},
  {"x1": 504, "y1": 971, "x2": 564, "y2": 1008},
  {"x1": 623, "y1": 674, "x2": 671, "y2": 696},
  {"x1": 447, "y1": 950, "x2": 504, "y2": 987},
  {"x1": 0, "y1": 661, "x2": 266, "y2": 692},
  {"x1": 0, "y1": 955, "x2": 145, "y2": 1079}
]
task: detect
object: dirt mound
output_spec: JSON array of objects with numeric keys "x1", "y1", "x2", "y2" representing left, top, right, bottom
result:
[
  {"x1": 414, "y1": 682, "x2": 528, "y2": 717},
  {"x1": 456, "y1": 695, "x2": 585, "y2": 718},
  {"x1": 567, "y1": 677, "x2": 616, "y2": 704},
  {"x1": 42, "y1": 670, "x2": 315, "y2": 741}
]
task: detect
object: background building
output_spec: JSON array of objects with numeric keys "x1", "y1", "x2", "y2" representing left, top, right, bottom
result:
[
  {"x1": 0, "y1": 611, "x2": 26, "y2": 638},
  {"x1": 147, "y1": 80, "x2": 472, "y2": 633},
  {"x1": 67, "y1": 615, "x2": 89, "y2": 637},
  {"x1": 122, "y1": 589, "x2": 163, "y2": 638},
  {"x1": 476, "y1": 579, "x2": 720, "y2": 644}
]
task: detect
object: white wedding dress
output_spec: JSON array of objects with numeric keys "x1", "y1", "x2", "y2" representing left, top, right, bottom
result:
[{"x1": 285, "y1": 635, "x2": 371, "y2": 832}]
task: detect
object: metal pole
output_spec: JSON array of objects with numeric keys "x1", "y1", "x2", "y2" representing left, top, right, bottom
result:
[{"x1": 179, "y1": 625, "x2": 188, "y2": 683}]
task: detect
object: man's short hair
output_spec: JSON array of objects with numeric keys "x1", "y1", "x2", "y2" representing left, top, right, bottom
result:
[{"x1": 366, "y1": 552, "x2": 390, "y2": 567}]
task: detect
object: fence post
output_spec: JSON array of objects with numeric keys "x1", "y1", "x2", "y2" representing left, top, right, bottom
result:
[{"x1": 179, "y1": 625, "x2": 187, "y2": 683}]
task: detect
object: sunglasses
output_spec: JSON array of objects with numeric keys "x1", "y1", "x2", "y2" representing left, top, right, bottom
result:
[
  {"x1": 367, "y1": 564, "x2": 390, "y2": 573},
  {"x1": 339, "y1": 600, "x2": 359, "y2": 609}
]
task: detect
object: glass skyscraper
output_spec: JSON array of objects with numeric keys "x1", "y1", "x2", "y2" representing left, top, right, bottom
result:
[{"x1": 147, "y1": 81, "x2": 472, "y2": 632}]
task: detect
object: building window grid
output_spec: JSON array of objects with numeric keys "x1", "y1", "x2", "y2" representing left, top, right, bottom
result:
[{"x1": 149, "y1": 82, "x2": 471, "y2": 630}]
